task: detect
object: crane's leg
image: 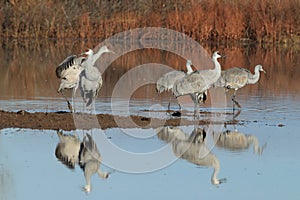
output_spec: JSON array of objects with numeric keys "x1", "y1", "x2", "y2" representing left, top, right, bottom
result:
[
  {"x1": 167, "y1": 102, "x2": 171, "y2": 111},
  {"x1": 194, "y1": 95, "x2": 200, "y2": 119},
  {"x1": 232, "y1": 109, "x2": 241, "y2": 120},
  {"x1": 59, "y1": 91, "x2": 73, "y2": 112},
  {"x1": 170, "y1": 95, "x2": 182, "y2": 112},
  {"x1": 170, "y1": 97, "x2": 182, "y2": 117},
  {"x1": 177, "y1": 102, "x2": 182, "y2": 110},
  {"x1": 231, "y1": 90, "x2": 241, "y2": 112},
  {"x1": 194, "y1": 102, "x2": 199, "y2": 119},
  {"x1": 71, "y1": 80, "x2": 81, "y2": 113},
  {"x1": 166, "y1": 95, "x2": 172, "y2": 111}
]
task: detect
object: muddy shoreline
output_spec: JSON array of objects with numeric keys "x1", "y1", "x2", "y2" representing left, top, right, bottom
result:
[{"x1": 0, "y1": 110, "x2": 236, "y2": 131}]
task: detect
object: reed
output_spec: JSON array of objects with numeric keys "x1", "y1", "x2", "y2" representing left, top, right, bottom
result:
[{"x1": 1, "y1": 0, "x2": 300, "y2": 44}]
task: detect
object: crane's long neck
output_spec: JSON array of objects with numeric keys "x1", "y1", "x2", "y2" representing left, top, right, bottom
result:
[
  {"x1": 86, "y1": 48, "x2": 106, "y2": 68},
  {"x1": 211, "y1": 57, "x2": 221, "y2": 82},
  {"x1": 85, "y1": 53, "x2": 94, "y2": 68},
  {"x1": 247, "y1": 68, "x2": 261, "y2": 84},
  {"x1": 91, "y1": 49, "x2": 106, "y2": 66},
  {"x1": 186, "y1": 62, "x2": 193, "y2": 74}
]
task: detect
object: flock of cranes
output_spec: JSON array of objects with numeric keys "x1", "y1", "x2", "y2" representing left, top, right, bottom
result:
[
  {"x1": 56, "y1": 46, "x2": 266, "y2": 115},
  {"x1": 54, "y1": 47, "x2": 266, "y2": 190},
  {"x1": 156, "y1": 51, "x2": 266, "y2": 115}
]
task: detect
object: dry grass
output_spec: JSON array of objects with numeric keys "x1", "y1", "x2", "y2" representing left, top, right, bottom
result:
[{"x1": 1, "y1": 0, "x2": 300, "y2": 43}]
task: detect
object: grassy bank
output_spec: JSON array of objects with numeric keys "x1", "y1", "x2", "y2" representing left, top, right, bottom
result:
[{"x1": 1, "y1": 0, "x2": 300, "y2": 43}]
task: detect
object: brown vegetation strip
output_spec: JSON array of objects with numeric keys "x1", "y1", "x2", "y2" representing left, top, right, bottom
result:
[
  {"x1": 0, "y1": 110, "x2": 217, "y2": 131},
  {"x1": 2, "y1": 0, "x2": 300, "y2": 43}
]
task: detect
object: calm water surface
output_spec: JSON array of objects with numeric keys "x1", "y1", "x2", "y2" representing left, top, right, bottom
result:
[{"x1": 0, "y1": 40, "x2": 300, "y2": 200}]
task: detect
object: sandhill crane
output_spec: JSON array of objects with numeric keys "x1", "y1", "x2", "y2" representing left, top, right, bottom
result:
[
  {"x1": 156, "y1": 60, "x2": 193, "y2": 112},
  {"x1": 172, "y1": 51, "x2": 223, "y2": 116},
  {"x1": 213, "y1": 64, "x2": 266, "y2": 109},
  {"x1": 157, "y1": 126, "x2": 226, "y2": 185},
  {"x1": 56, "y1": 46, "x2": 113, "y2": 111},
  {"x1": 55, "y1": 129, "x2": 81, "y2": 169},
  {"x1": 156, "y1": 60, "x2": 194, "y2": 93},
  {"x1": 79, "y1": 133, "x2": 109, "y2": 193},
  {"x1": 55, "y1": 50, "x2": 90, "y2": 110},
  {"x1": 77, "y1": 46, "x2": 113, "y2": 108}
]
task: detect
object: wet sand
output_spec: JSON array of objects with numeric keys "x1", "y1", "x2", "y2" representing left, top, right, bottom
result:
[{"x1": 0, "y1": 110, "x2": 236, "y2": 131}]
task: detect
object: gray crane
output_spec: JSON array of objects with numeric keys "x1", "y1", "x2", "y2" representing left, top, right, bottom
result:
[
  {"x1": 55, "y1": 50, "x2": 89, "y2": 110},
  {"x1": 156, "y1": 60, "x2": 193, "y2": 93},
  {"x1": 213, "y1": 64, "x2": 266, "y2": 109},
  {"x1": 156, "y1": 60, "x2": 193, "y2": 111},
  {"x1": 77, "y1": 46, "x2": 113, "y2": 108},
  {"x1": 172, "y1": 51, "x2": 223, "y2": 115},
  {"x1": 56, "y1": 46, "x2": 113, "y2": 111}
]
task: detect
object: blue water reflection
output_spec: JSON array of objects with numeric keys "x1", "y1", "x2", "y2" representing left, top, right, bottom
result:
[{"x1": 1, "y1": 105, "x2": 300, "y2": 200}]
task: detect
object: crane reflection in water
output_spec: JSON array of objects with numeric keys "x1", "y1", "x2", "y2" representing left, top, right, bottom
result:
[
  {"x1": 157, "y1": 124, "x2": 266, "y2": 185},
  {"x1": 157, "y1": 126, "x2": 226, "y2": 185},
  {"x1": 213, "y1": 124, "x2": 267, "y2": 154},
  {"x1": 54, "y1": 130, "x2": 110, "y2": 193}
]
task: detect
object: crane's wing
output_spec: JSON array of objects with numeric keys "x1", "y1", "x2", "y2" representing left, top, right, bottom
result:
[
  {"x1": 236, "y1": 67, "x2": 252, "y2": 74},
  {"x1": 212, "y1": 70, "x2": 226, "y2": 88},
  {"x1": 222, "y1": 67, "x2": 248, "y2": 89},
  {"x1": 56, "y1": 55, "x2": 86, "y2": 78},
  {"x1": 156, "y1": 70, "x2": 185, "y2": 93},
  {"x1": 172, "y1": 72, "x2": 210, "y2": 97},
  {"x1": 56, "y1": 55, "x2": 77, "y2": 78}
]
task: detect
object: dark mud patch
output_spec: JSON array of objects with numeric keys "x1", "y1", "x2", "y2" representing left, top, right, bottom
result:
[{"x1": 0, "y1": 110, "x2": 233, "y2": 131}]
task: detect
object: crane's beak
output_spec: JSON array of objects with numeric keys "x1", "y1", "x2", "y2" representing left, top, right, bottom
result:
[
  {"x1": 262, "y1": 69, "x2": 266, "y2": 74},
  {"x1": 79, "y1": 48, "x2": 92, "y2": 57},
  {"x1": 109, "y1": 50, "x2": 116, "y2": 55},
  {"x1": 79, "y1": 52, "x2": 87, "y2": 57}
]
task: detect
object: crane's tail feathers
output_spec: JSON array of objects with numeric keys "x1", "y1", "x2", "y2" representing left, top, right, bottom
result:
[{"x1": 86, "y1": 98, "x2": 93, "y2": 107}]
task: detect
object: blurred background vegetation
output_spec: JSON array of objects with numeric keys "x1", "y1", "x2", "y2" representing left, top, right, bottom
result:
[
  {"x1": 1, "y1": 0, "x2": 300, "y2": 44},
  {"x1": 0, "y1": 0, "x2": 299, "y2": 100}
]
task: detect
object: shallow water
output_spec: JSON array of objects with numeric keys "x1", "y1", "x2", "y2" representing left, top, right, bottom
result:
[
  {"x1": 1, "y1": 99, "x2": 299, "y2": 199},
  {"x1": 1, "y1": 40, "x2": 300, "y2": 199},
  {"x1": 1, "y1": 116, "x2": 299, "y2": 200}
]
